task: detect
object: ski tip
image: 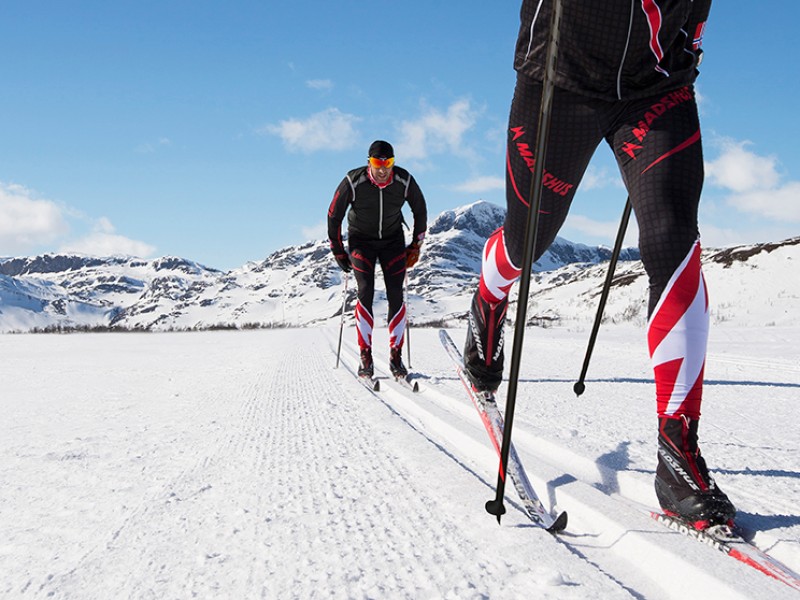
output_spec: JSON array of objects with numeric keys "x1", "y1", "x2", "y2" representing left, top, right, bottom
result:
[
  {"x1": 412, "y1": 381, "x2": 420, "y2": 393},
  {"x1": 547, "y1": 511, "x2": 568, "y2": 534},
  {"x1": 373, "y1": 379, "x2": 381, "y2": 391}
]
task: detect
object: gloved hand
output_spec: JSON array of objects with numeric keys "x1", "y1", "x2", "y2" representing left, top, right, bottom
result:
[
  {"x1": 405, "y1": 243, "x2": 421, "y2": 268},
  {"x1": 335, "y1": 253, "x2": 352, "y2": 273}
]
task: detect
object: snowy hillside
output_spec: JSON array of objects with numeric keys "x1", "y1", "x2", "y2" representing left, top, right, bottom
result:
[
  {"x1": 2, "y1": 327, "x2": 798, "y2": 598},
  {"x1": 0, "y1": 256, "x2": 223, "y2": 332},
  {"x1": 1, "y1": 200, "x2": 799, "y2": 332},
  {"x1": 516, "y1": 236, "x2": 800, "y2": 329}
]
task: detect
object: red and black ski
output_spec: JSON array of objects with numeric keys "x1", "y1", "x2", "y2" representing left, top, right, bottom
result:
[
  {"x1": 649, "y1": 511, "x2": 800, "y2": 591},
  {"x1": 440, "y1": 330, "x2": 567, "y2": 532}
]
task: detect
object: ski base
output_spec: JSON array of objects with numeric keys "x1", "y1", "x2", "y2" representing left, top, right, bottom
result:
[
  {"x1": 650, "y1": 511, "x2": 800, "y2": 591},
  {"x1": 439, "y1": 330, "x2": 566, "y2": 533}
]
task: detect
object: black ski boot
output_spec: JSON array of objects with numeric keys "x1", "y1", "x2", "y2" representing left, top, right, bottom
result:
[
  {"x1": 389, "y1": 347, "x2": 408, "y2": 378},
  {"x1": 655, "y1": 415, "x2": 736, "y2": 529},
  {"x1": 463, "y1": 290, "x2": 507, "y2": 392},
  {"x1": 358, "y1": 348, "x2": 374, "y2": 378}
]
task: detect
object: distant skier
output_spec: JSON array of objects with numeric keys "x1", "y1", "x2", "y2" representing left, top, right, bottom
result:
[
  {"x1": 464, "y1": 0, "x2": 736, "y2": 529},
  {"x1": 328, "y1": 140, "x2": 428, "y2": 379}
]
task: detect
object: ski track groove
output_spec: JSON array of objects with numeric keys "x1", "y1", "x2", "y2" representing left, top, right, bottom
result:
[
  {"x1": 708, "y1": 353, "x2": 800, "y2": 375},
  {"x1": 37, "y1": 341, "x2": 522, "y2": 599},
  {"x1": 254, "y1": 348, "x2": 497, "y2": 599},
  {"x1": 351, "y1": 333, "x2": 800, "y2": 599},
  {"x1": 330, "y1": 335, "x2": 649, "y2": 599}
]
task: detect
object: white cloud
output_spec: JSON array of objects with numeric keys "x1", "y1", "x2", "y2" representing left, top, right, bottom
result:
[
  {"x1": 306, "y1": 79, "x2": 333, "y2": 91},
  {"x1": 0, "y1": 183, "x2": 69, "y2": 254},
  {"x1": 135, "y1": 137, "x2": 172, "y2": 154},
  {"x1": 395, "y1": 99, "x2": 478, "y2": 161},
  {"x1": 580, "y1": 165, "x2": 624, "y2": 191},
  {"x1": 452, "y1": 176, "x2": 504, "y2": 194},
  {"x1": 0, "y1": 181, "x2": 156, "y2": 258},
  {"x1": 694, "y1": 84, "x2": 707, "y2": 115},
  {"x1": 705, "y1": 139, "x2": 780, "y2": 193},
  {"x1": 724, "y1": 182, "x2": 800, "y2": 223},
  {"x1": 60, "y1": 218, "x2": 156, "y2": 258},
  {"x1": 262, "y1": 108, "x2": 361, "y2": 153},
  {"x1": 565, "y1": 213, "x2": 640, "y2": 247},
  {"x1": 697, "y1": 222, "x2": 751, "y2": 248},
  {"x1": 94, "y1": 216, "x2": 116, "y2": 234},
  {"x1": 698, "y1": 219, "x2": 799, "y2": 248},
  {"x1": 301, "y1": 221, "x2": 327, "y2": 242},
  {"x1": 706, "y1": 139, "x2": 800, "y2": 222}
]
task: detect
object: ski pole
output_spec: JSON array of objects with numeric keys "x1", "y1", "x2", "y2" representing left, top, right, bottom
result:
[
  {"x1": 404, "y1": 272, "x2": 412, "y2": 369},
  {"x1": 335, "y1": 271, "x2": 349, "y2": 369},
  {"x1": 486, "y1": 0, "x2": 563, "y2": 524},
  {"x1": 573, "y1": 198, "x2": 632, "y2": 396}
]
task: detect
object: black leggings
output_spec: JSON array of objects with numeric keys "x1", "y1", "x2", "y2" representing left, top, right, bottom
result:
[{"x1": 504, "y1": 74, "x2": 703, "y2": 315}]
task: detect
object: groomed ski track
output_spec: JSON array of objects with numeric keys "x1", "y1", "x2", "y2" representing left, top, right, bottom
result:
[
  {"x1": 334, "y1": 328, "x2": 799, "y2": 599},
  {"x1": 1, "y1": 327, "x2": 797, "y2": 599}
]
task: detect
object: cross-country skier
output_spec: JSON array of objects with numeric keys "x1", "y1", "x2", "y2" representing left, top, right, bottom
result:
[
  {"x1": 328, "y1": 140, "x2": 428, "y2": 379},
  {"x1": 463, "y1": 0, "x2": 736, "y2": 529}
]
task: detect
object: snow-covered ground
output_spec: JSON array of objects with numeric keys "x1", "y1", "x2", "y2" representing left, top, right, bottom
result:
[{"x1": 1, "y1": 325, "x2": 798, "y2": 599}]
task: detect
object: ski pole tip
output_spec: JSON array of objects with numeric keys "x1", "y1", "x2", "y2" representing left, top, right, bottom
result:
[
  {"x1": 485, "y1": 498, "x2": 506, "y2": 523},
  {"x1": 573, "y1": 381, "x2": 585, "y2": 396}
]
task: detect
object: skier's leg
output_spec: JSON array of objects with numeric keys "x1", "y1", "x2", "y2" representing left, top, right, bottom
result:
[
  {"x1": 350, "y1": 240, "x2": 377, "y2": 375},
  {"x1": 613, "y1": 89, "x2": 705, "y2": 415},
  {"x1": 612, "y1": 85, "x2": 734, "y2": 526},
  {"x1": 464, "y1": 74, "x2": 602, "y2": 391},
  {"x1": 379, "y1": 237, "x2": 408, "y2": 376}
]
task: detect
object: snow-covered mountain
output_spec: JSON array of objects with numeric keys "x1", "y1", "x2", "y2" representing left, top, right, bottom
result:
[{"x1": 1, "y1": 200, "x2": 798, "y2": 332}]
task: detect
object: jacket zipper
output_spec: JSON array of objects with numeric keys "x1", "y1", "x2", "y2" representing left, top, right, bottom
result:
[
  {"x1": 378, "y1": 189, "x2": 384, "y2": 239},
  {"x1": 617, "y1": 0, "x2": 635, "y2": 99}
]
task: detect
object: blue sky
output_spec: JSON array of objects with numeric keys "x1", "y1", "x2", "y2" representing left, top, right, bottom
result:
[{"x1": 1, "y1": 1, "x2": 798, "y2": 271}]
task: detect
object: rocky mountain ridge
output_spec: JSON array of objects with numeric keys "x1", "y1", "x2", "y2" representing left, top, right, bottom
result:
[{"x1": 1, "y1": 201, "x2": 797, "y2": 332}]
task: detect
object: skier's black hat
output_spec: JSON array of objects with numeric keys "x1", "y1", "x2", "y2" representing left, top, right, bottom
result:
[{"x1": 368, "y1": 140, "x2": 394, "y2": 159}]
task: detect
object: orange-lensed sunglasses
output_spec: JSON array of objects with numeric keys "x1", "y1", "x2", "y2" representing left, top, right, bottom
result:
[{"x1": 368, "y1": 156, "x2": 395, "y2": 169}]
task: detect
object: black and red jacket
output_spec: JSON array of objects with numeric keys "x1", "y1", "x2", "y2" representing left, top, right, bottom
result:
[
  {"x1": 327, "y1": 165, "x2": 428, "y2": 257},
  {"x1": 515, "y1": 0, "x2": 711, "y2": 100}
]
